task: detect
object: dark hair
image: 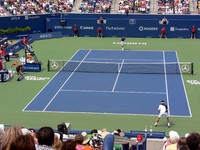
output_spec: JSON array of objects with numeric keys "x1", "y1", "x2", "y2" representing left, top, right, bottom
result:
[
  {"x1": 178, "y1": 137, "x2": 187, "y2": 150},
  {"x1": 186, "y1": 132, "x2": 200, "y2": 150},
  {"x1": 10, "y1": 134, "x2": 36, "y2": 150},
  {"x1": 90, "y1": 129, "x2": 97, "y2": 134},
  {"x1": 74, "y1": 134, "x2": 84, "y2": 145},
  {"x1": 57, "y1": 123, "x2": 68, "y2": 134},
  {"x1": 61, "y1": 139, "x2": 76, "y2": 150},
  {"x1": 36, "y1": 126, "x2": 54, "y2": 146}
]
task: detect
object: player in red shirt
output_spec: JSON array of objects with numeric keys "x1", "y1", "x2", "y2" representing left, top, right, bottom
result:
[
  {"x1": 159, "y1": 27, "x2": 167, "y2": 39},
  {"x1": 97, "y1": 27, "x2": 103, "y2": 38},
  {"x1": 191, "y1": 25, "x2": 196, "y2": 39}
]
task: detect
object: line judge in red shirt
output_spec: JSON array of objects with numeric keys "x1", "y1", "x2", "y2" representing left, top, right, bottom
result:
[
  {"x1": 97, "y1": 27, "x2": 103, "y2": 38},
  {"x1": 159, "y1": 27, "x2": 167, "y2": 39},
  {"x1": 73, "y1": 24, "x2": 78, "y2": 37},
  {"x1": 191, "y1": 25, "x2": 196, "y2": 39}
]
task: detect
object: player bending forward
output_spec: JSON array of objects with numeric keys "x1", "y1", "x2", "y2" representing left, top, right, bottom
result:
[
  {"x1": 154, "y1": 100, "x2": 170, "y2": 128},
  {"x1": 121, "y1": 36, "x2": 126, "y2": 50}
]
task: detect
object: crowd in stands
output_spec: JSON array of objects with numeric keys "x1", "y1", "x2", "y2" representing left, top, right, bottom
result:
[
  {"x1": 157, "y1": 0, "x2": 190, "y2": 14},
  {"x1": 0, "y1": 6, "x2": 6, "y2": 16},
  {"x1": 0, "y1": 123, "x2": 127, "y2": 150},
  {"x1": 118, "y1": 0, "x2": 150, "y2": 14},
  {"x1": 0, "y1": 123, "x2": 200, "y2": 150},
  {"x1": 0, "y1": 0, "x2": 74, "y2": 15},
  {"x1": 197, "y1": 0, "x2": 200, "y2": 13},
  {"x1": 0, "y1": 0, "x2": 197, "y2": 15},
  {"x1": 78, "y1": 0, "x2": 112, "y2": 13}
]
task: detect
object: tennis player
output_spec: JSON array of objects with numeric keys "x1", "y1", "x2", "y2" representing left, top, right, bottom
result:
[
  {"x1": 154, "y1": 100, "x2": 170, "y2": 128},
  {"x1": 121, "y1": 36, "x2": 126, "y2": 50}
]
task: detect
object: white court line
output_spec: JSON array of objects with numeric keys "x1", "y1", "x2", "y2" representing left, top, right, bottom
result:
[
  {"x1": 22, "y1": 50, "x2": 81, "y2": 111},
  {"x1": 163, "y1": 51, "x2": 170, "y2": 115},
  {"x1": 112, "y1": 59, "x2": 124, "y2": 92},
  {"x1": 23, "y1": 109, "x2": 192, "y2": 117},
  {"x1": 60, "y1": 89, "x2": 166, "y2": 94},
  {"x1": 175, "y1": 51, "x2": 192, "y2": 117},
  {"x1": 42, "y1": 50, "x2": 92, "y2": 111},
  {"x1": 87, "y1": 57, "x2": 164, "y2": 62}
]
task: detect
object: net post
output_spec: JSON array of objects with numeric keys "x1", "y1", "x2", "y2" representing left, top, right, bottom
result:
[
  {"x1": 191, "y1": 62, "x2": 194, "y2": 75},
  {"x1": 47, "y1": 60, "x2": 50, "y2": 72}
]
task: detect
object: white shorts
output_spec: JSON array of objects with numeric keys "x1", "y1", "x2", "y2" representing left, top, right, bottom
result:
[
  {"x1": 158, "y1": 112, "x2": 169, "y2": 118},
  {"x1": 121, "y1": 41, "x2": 125, "y2": 47}
]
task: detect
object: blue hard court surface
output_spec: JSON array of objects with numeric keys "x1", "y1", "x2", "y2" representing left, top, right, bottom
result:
[{"x1": 23, "y1": 50, "x2": 191, "y2": 117}]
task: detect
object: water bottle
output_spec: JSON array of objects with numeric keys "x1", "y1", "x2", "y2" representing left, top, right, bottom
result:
[
  {"x1": 145, "y1": 125, "x2": 147, "y2": 132},
  {"x1": 150, "y1": 125, "x2": 153, "y2": 136}
]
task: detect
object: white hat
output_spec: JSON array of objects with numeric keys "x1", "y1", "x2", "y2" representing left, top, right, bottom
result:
[
  {"x1": 100, "y1": 131, "x2": 110, "y2": 139},
  {"x1": 0, "y1": 124, "x2": 4, "y2": 131},
  {"x1": 21, "y1": 128, "x2": 31, "y2": 135},
  {"x1": 169, "y1": 131, "x2": 179, "y2": 143},
  {"x1": 55, "y1": 133, "x2": 60, "y2": 139},
  {"x1": 81, "y1": 132, "x2": 90, "y2": 145}
]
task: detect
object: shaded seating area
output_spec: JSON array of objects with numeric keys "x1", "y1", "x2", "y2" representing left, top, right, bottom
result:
[
  {"x1": 118, "y1": 0, "x2": 150, "y2": 14},
  {"x1": 157, "y1": 0, "x2": 190, "y2": 14},
  {"x1": 78, "y1": 0, "x2": 112, "y2": 13}
]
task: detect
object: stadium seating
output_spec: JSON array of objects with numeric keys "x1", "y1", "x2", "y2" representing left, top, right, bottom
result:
[
  {"x1": 157, "y1": 0, "x2": 190, "y2": 14},
  {"x1": 0, "y1": 0, "x2": 196, "y2": 14},
  {"x1": 78, "y1": 0, "x2": 112, "y2": 13}
]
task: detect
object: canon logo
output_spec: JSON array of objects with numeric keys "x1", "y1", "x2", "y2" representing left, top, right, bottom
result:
[{"x1": 80, "y1": 26, "x2": 94, "y2": 30}]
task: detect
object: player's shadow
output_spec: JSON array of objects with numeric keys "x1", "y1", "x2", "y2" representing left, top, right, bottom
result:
[{"x1": 156, "y1": 121, "x2": 175, "y2": 128}]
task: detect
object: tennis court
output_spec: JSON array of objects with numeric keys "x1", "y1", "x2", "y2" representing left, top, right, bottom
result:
[{"x1": 23, "y1": 49, "x2": 191, "y2": 117}]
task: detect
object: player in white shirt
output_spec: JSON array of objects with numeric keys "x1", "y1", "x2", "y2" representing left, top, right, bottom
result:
[
  {"x1": 121, "y1": 36, "x2": 126, "y2": 50},
  {"x1": 154, "y1": 100, "x2": 170, "y2": 128}
]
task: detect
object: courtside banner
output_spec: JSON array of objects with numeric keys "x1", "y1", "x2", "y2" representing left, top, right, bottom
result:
[
  {"x1": 0, "y1": 38, "x2": 8, "y2": 46},
  {"x1": 30, "y1": 31, "x2": 62, "y2": 40},
  {"x1": 5, "y1": 36, "x2": 34, "y2": 54},
  {"x1": 5, "y1": 40, "x2": 24, "y2": 54}
]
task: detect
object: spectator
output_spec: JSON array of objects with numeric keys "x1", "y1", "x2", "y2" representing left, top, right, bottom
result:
[
  {"x1": 53, "y1": 133, "x2": 63, "y2": 150},
  {"x1": 28, "y1": 128, "x2": 38, "y2": 144},
  {"x1": 100, "y1": 128, "x2": 110, "y2": 139},
  {"x1": 191, "y1": 25, "x2": 196, "y2": 39},
  {"x1": 36, "y1": 126, "x2": 55, "y2": 150},
  {"x1": 89, "y1": 133, "x2": 103, "y2": 150},
  {"x1": 97, "y1": 27, "x2": 103, "y2": 38},
  {"x1": 61, "y1": 139, "x2": 76, "y2": 150},
  {"x1": 2, "y1": 125, "x2": 23, "y2": 150},
  {"x1": 57, "y1": 122, "x2": 69, "y2": 141},
  {"x1": 163, "y1": 131, "x2": 179, "y2": 150},
  {"x1": 0, "y1": 45, "x2": 9, "y2": 61},
  {"x1": 177, "y1": 137, "x2": 188, "y2": 150},
  {"x1": 74, "y1": 134, "x2": 84, "y2": 150},
  {"x1": 99, "y1": 16, "x2": 104, "y2": 24},
  {"x1": 10, "y1": 134, "x2": 36, "y2": 150},
  {"x1": 81, "y1": 132, "x2": 93, "y2": 150},
  {"x1": 186, "y1": 132, "x2": 200, "y2": 150},
  {"x1": 159, "y1": 27, "x2": 167, "y2": 39},
  {"x1": 116, "y1": 129, "x2": 125, "y2": 137},
  {"x1": 22, "y1": 36, "x2": 29, "y2": 46},
  {"x1": 0, "y1": 129, "x2": 5, "y2": 150}
]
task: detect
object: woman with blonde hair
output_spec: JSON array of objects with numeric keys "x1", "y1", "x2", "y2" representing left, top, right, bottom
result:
[{"x1": 2, "y1": 125, "x2": 23, "y2": 150}]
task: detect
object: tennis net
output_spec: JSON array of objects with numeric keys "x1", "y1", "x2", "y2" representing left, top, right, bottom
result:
[{"x1": 48, "y1": 60, "x2": 194, "y2": 74}]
